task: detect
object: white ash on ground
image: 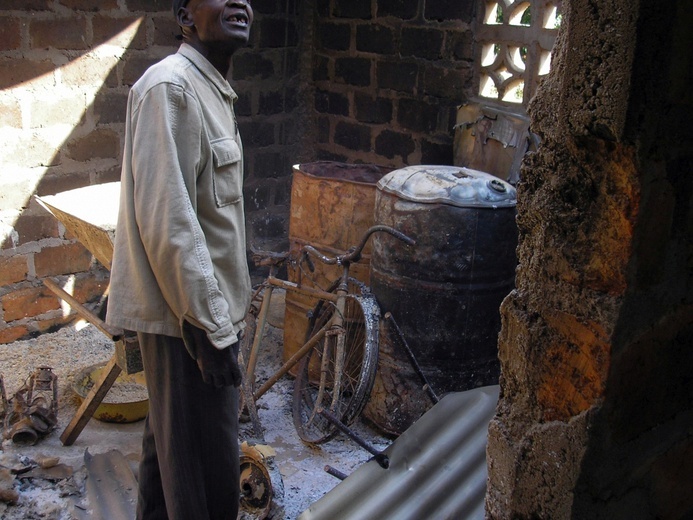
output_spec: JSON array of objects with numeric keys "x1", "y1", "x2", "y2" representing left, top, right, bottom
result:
[{"x1": 0, "y1": 322, "x2": 392, "y2": 519}]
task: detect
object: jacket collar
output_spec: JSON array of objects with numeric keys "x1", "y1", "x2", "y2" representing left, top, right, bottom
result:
[{"x1": 178, "y1": 43, "x2": 238, "y2": 101}]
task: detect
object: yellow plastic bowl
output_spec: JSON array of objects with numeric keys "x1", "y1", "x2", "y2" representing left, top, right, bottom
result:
[{"x1": 73, "y1": 363, "x2": 149, "y2": 423}]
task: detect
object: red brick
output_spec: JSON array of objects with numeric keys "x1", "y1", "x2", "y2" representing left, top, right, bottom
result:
[
  {"x1": 0, "y1": 324, "x2": 30, "y2": 345},
  {"x1": 11, "y1": 214, "x2": 61, "y2": 246},
  {"x1": 30, "y1": 17, "x2": 89, "y2": 51},
  {"x1": 34, "y1": 243, "x2": 93, "y2": 278},
  {"x1": 94, "y1": 166, "x2": 123, "y2": 185},
  {"x1": 0, "y1": 17, "x2": 22, "y2": 52},
  {"x1": 103, "y1": 66, "x2": 119, "y2": 89},
  {"x1": 0, "y1": 58, "x2": 56, "y2": 90},
  {"x1": 125, "y1": 0, "x2": 170, "y2": 12},
  {"x1": 93, "y1": 91, "x2": 129, "y2": 124},
  {"x1": 29, "y1": 95, "x2": 86, "y2": 129},
  {"x1": 66, "y1": 128, "x2": 121, "y2": 162},
  {"x1": 72, "y1": 273, "x2": 109, "y2": 305},
  {"x1": 3, "y1": 132, "x2": 61, "y2": 169},
  {"x1": 123, "y1": 54, "x2": 167, "y2": 86},
  {"x1": 93, "y1": 15, "x2": 146, "y2": 49},
  {"x1": 536, "y1": 310, "x2": 611, "y2": 421},
  {"x1": 0, "y1": 255, "x2": 29, "y2": 285},
  {"x1": 0, "y1": 177, "x2": 39, "y2": 214},
  {"x1": 1, "y1": 286, "x2": 61, "y2": 322},
  {"x1": 60, "y1": 53, "x2": 120, "y2": 88},
  {"x1": 34, "y1": 314, "x2": 77, "y2": 334},
  {"x1": 152, "y1": 18, "x2": 180, "y2": 46}
]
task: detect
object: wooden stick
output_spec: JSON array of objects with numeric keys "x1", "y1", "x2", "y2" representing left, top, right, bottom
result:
[{"x1": 43, "y1": 278, "x2": 123, "y2": 342}]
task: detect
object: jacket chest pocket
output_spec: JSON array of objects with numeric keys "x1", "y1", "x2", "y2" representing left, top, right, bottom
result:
[{"x1": 211, "y1": 137, "x2": 242, "y2": 207}]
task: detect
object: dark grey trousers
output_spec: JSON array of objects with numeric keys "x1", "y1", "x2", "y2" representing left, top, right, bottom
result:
[{"x1": 136, "y1": 332, "x2": 239, "y2": 520}]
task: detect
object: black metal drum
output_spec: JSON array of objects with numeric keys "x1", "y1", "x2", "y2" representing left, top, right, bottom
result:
[{"x1": 364, "y1": 165, "x2": 517, "y2": 434}]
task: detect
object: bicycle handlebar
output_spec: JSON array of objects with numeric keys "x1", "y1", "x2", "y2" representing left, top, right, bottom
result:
[{"x1": 302, "y1": 225, "x2": 415, "y2": 266}]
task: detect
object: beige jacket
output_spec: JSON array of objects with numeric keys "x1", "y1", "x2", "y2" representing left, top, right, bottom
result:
[{"x1": 106, "y1": 44, "x2": 251, "y2": 349}]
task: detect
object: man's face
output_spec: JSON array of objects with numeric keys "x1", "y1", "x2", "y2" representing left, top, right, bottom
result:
[{"x1": 185, "y1": 0, "x2": 253, "y2": 52}]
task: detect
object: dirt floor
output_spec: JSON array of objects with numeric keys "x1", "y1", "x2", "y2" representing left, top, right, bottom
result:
[{"x1": 0, "y1": 319, "x2": 391, "y2": 519}]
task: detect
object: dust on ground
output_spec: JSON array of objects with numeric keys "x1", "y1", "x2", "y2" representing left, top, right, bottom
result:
[{"x1": 0, "y1": 321, "x2": 391, "y2": 519}]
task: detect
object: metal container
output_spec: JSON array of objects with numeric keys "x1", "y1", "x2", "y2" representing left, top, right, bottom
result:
[
  {"x1": 73, "y1": 363, "x2": 148, "y2": 423},
  {"x1": 453, "y1": 101, "x2": 536, "y2": 185},
  {"x1": 364, "y1": 165, "x2": 517, "y2": 434},
  {"x1": 284, "y1": 162, "x2": 391, "y2": 368}
]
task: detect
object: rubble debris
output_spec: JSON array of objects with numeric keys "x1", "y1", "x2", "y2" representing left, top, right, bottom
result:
[
  {"x1": 36, "y1": 454, "x2": 60, "y2": 469},
  {"x1": 0, "y1": 467, "x2": 18, "y2": 505}
]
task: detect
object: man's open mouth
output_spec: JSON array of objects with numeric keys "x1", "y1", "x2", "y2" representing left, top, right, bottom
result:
[{"x1": 226, "y1": 13, "x2": 249, "y2": 26}]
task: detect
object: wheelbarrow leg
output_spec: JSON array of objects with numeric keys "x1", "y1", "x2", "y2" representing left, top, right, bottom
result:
[{"x1": 60, "y1": 356, "x2": 122, "y2": 446}]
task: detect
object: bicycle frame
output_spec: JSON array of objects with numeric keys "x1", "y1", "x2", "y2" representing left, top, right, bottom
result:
[
  {"x1": 246, "y1": 268, "x2": 340, "y2": 402},
  {"x1": 242, "y1": 225, "x2": 415, "y2": 442},
  {"x1": 305, "y1": 263, "x2": 351, "y2": 425}
]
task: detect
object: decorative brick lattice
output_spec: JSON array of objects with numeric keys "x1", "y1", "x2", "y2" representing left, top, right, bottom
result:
[{"x1": 476, "y1": 1, "x2": 561, "y2": 105}]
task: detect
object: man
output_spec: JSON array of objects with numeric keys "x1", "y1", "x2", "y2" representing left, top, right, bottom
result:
[{"x1": 106, "y1": 1, "x2": 253, "y2": 518}]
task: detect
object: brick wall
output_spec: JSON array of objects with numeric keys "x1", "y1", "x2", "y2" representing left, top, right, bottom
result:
[
  {"x1": 237, "y1": 0, "x2": 304, "y2": 257},
  {"x1": 310, "y1": 0, "x2": 475, "y2": 167},
  {"x1": 0, "y1": 1, "x2": 181, "y2": 342},
  {"x1": 0, "y1": 0, "x2": 477, "y2": 343}
]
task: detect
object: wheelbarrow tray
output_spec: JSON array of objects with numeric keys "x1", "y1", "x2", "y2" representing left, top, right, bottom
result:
[{"x1": 35, "y1": 182, "x2": 120, "y2": 270}]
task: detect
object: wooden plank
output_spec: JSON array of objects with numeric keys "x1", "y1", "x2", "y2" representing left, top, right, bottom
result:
[
  {"x1": 34, "y1": 183, "x2": 119, "y2": 271},
  {"x1": 60, "y1": 356, "x2": 122, "y2": 446}
]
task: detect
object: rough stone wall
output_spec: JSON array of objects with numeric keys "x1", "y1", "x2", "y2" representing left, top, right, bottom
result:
[
  {"x1": 310, "y1": 0, "x2": 475, "y2": 167},
  {"x1": 486, "y1": 0, "x2": 693, "y2": 518}
]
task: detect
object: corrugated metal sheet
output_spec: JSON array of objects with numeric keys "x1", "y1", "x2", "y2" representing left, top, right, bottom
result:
[
  {"x1": 299, "y1": 385, "x2": 500, "y2": 520},
  {"x1": 83, "y1": 449, "x2": 138, "y2": 520}
]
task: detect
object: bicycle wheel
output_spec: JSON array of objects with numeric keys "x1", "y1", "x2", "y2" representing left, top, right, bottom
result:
[{"x1": 292, "y1": 279, "x2": 379, "y2": 444}]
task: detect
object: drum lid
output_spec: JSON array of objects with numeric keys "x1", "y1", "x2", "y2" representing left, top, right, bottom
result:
[{"x1": 377, "y1": 165, "x2": 517, "y2": 209}]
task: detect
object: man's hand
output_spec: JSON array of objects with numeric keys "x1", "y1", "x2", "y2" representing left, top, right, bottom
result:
[{"x1": 182, "y1": 321, "x2": 243, "y2": 388}]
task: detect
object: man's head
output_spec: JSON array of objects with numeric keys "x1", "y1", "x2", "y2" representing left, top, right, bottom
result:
[{"x1": 175, "y1": 0, "x2": 253, "y2": 60}]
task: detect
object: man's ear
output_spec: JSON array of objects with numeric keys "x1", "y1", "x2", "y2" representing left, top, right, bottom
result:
[{"x1": 177, "y1": 6, "x2": 195, "y2": 32}]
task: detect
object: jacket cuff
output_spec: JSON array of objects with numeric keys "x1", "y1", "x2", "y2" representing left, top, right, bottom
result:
[{"x1": 207, "y1": 321, "x2": 239, "y2": 349}]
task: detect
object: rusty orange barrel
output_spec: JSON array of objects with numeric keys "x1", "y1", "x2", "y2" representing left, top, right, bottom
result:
[{"x1": 283, "y1": 162, "x2": 391, "y2": 371}]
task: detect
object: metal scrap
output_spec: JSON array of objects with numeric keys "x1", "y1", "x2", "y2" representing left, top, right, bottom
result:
[
  {"x1": 83, "y1": 449, "x2": 138, "y2": 520},
  {"x1": 3, "y1": 367, "x2": 58, "y2": 446},
  {"x1": 300, "y1": 386, "x2": 500, "y2": 520}
]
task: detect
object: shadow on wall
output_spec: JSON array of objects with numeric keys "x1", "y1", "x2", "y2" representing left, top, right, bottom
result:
[
  {"x1": 0, "y1": 6, "x2": 179, "y2": 341},
  {"x1": 1, "y1": 13, "x2": 179, "y2": 236}
]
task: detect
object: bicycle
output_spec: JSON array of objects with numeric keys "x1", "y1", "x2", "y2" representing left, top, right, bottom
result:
[{"x1": 240, "y1": 225, "x2": 415, "y2": 445}]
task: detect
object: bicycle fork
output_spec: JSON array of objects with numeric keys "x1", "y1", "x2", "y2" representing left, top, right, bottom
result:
[{"x1": 312, "y1": 270, "x2": 350, "y2": 425}]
